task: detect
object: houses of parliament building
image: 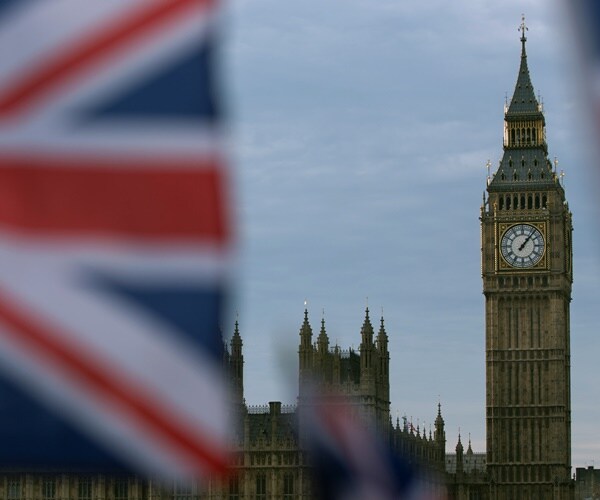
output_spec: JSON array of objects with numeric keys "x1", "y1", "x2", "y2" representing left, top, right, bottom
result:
[{"x1": 0, "y1": 20, "x2": 575, "y2": 500}]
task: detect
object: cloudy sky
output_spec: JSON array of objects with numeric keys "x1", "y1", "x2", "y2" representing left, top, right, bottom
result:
[{"x1": 222, "y1": 0, "x2": 600, "y2": 467}]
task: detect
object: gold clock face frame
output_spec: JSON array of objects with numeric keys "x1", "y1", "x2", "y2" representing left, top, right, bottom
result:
[{"x1": 498, "y1": 222, "x2": 547, "y2": 270}]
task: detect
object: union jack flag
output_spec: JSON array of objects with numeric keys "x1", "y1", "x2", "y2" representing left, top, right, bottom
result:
[
  {"x1": 0, "y1": 0, "x2": 232, "y2": 481},
  {"x1": 303, "y1": 390, "x2": 445, "y2": 500}
]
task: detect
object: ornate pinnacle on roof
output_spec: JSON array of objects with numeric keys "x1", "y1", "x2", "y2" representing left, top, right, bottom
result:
[
  {"x1": 299, "y1": 301, "x2": 313, "y2": 343},
  {"x1": 361, "y1": 306, "x2": 374, "y2": 343},
  {"x1": 378, "y1": 313, "x2": 387, "y2": 337},
  {"x1": 317, "y1": 313, "x2": 329, "y2": 351},
  {"x1": 456, "y1": 431, "x2": 464, "y2": 454}
]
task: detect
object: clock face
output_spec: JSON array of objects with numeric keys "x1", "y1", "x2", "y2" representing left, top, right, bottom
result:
[{"x1": 500, "y1": 224, "x2": 545, "y2": 268}]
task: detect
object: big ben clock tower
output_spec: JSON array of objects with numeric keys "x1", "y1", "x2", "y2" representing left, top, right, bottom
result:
[{"x1": 481, "y1": 18, "x2": 573, "y2": 500}]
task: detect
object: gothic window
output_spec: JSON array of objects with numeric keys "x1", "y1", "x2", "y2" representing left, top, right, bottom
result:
[
  {"x1": 283, "y1": 473, "x2": 294, "y2": 499},
  {"x1": 228, "y1": 477, "x2": 240, "y2": 500},
  {"x1": 114, "y1": 479, "x2": 128, "y2": 500},
  {"x1": 535, "y1": 195, "x2": 540, "y2": 209},
  {"x1": 521, "y1": 195, "x2": 525, "y2": 208},
  {"x1": 513, "y1": 171, "x2": 518, "y2": 181},
  {"x1": 42, "y1": 478, "x2": 56, "y2": 500},
  {"x1": 173, "y1": 481, "x2": 195, "y2": 500},
  {"x1": 255, "y1": 474, "x2": 266, "y2": 500},
  {"x1": 7, "y1": 479, "x2": 21, "y2": 500},
  {"x1": 542, "y1": 195, "x2": 547, "y2": 208},
  {"x1": 78, "y1": 478, "x2": 92, "y2": 500},
  {"x1": 511, "y1": 129, "x2": 515, "y2": 144}
]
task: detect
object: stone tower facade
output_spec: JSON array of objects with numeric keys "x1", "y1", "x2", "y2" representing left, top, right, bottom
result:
[
  {"x1": 480, "y1": 20, "x2": 573, "y2": 500},
  {"x1": 298, "y1": 307, "x2": 390, "y2": 438}
]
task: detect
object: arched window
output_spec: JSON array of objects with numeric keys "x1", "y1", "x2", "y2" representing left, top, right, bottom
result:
[{"x1": 535, "y1": 195, "x2": 540, "y2": 209}]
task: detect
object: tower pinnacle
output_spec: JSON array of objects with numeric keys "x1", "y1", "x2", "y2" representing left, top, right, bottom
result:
[{"x1": 519, "y1": 14, "x2": 528, "y2": 47}]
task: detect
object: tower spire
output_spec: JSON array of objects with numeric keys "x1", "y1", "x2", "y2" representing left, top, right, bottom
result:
[
  {"x1": 507, "y1": 14, "x2": 538, "y2": 116},
  {"x1": 489, "y1": 18, "x2": 556, "y2": 190}
]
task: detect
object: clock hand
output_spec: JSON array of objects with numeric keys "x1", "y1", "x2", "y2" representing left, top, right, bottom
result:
[{"x1": 518, "y1": 233, "x2": 533, "y2": 251}]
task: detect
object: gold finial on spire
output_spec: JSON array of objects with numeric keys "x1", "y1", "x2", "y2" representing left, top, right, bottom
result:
[{"x1": 519, "y1": 14, "x2": 528, "y2": 41}]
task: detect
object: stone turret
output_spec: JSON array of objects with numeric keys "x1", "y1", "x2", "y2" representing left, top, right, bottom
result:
[
  {"x1": 434, "y1": 402, "x2": 446, "y2": 467},
  {"x1": 230, "y1": 320, "x2": 244, "y2": 405},
  {"x1": 456, "y1": 432, "x2": 464, "y2": 475},
  {"x1": 298, "y1": 307, "x2": 313, "y2": 399},
  {"x1": 359, "y1": 307, "x2": 375, "y2": 389}
]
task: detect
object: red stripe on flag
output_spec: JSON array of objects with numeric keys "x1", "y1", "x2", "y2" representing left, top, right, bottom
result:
[
  {"x1": 0, "y1": 155, "x2": 229, "y2": 244},
  {"x1": 0, "y1": 0, "x2": 216, "y2": 117},
  {"x1": 0, "y1": 288, "x2": 230, "y2": 475}
]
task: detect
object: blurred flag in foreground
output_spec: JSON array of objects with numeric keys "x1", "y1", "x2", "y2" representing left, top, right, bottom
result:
[
  {"x1": 565, "y1": 2, "x2": 600, "y2": 163},
  {"x1": 0, "y1": 0, "x2": 232, "y2": 481},
  {"x1": 303, "y1": 390, "x2": 446, "y2": 500},
  {"x1": 565, "y1": 1, "x2": 600, "y2": 102}
]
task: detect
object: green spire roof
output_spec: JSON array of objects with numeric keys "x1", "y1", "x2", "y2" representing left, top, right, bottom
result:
[
  {"x1": 488, "y1": 17, "x2": 563, "y2": 193},
  {"x1": 507, "y1": 20, "x2": 540, "y2": 116}
]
